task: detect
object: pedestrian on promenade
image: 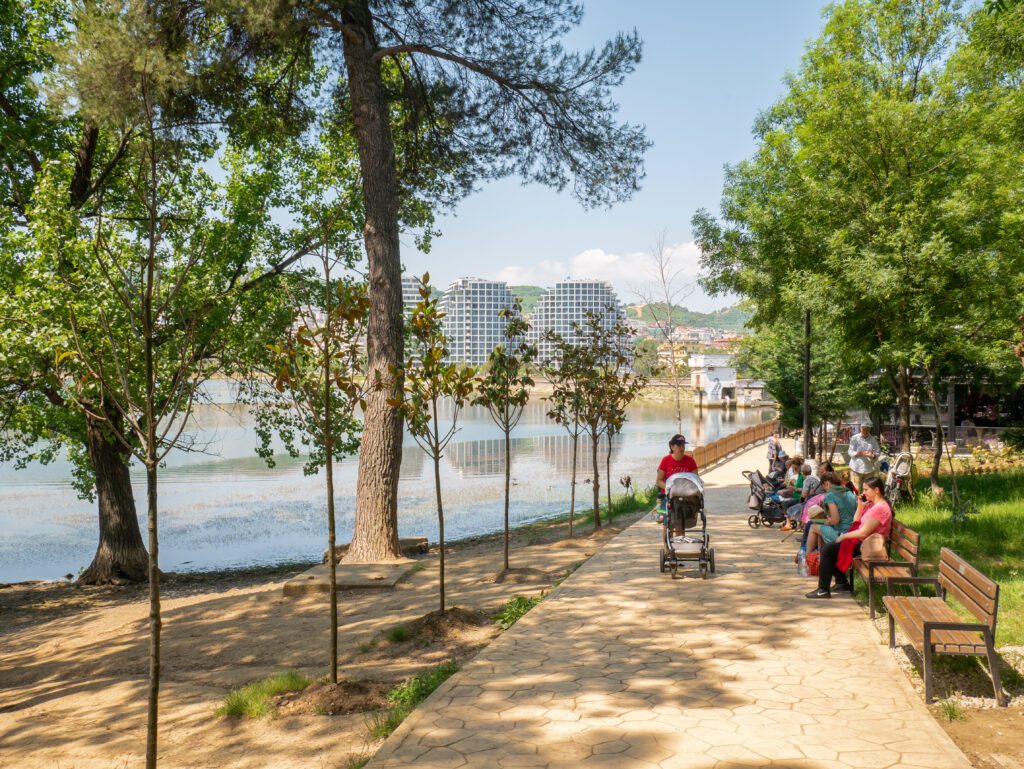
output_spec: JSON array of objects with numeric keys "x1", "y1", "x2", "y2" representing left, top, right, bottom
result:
[
  {"x1": 847, "y1": 421, "x2": 880, "y2": 491},
  {"x1": 656, "y1": 434, "x2": 698, "y2": 514},
  {"x1": 767, "y1": 433, "x2": 781, "y2": 474}
]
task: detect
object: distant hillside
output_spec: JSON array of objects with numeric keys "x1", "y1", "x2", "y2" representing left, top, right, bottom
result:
[
  {"x1": 626, "y1": 303, "x2": 751, "y2": 332},
  {"x1": 509, "y1": 285, "x2": 546, "y2": 314}
]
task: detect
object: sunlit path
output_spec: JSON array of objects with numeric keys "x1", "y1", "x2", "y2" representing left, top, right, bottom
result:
[{"x1": 365, "y1": 443, "x2": 970, "y2": 769}]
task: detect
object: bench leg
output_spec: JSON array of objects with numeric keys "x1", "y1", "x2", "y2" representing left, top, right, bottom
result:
[
  {"x1": 984, "y1": 632, "x2": 1006, "y2": 707},
  {"x1": 888, "y1": 612, "x2": 896, "y2": 648},
  {"x1": 868, "y1": 579, "x2": 876, "y2": 620},
  {"x1": 923, "y1": 642, "x2": 934, "y2": 704}
]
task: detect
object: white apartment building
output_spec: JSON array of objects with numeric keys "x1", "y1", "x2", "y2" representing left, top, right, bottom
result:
[
  {"x1": 401, "y1": 274, "x2": 422, "y2": 315},
  {"x1": 528, "y1": 279, "x2": 625, "y2": 362},
  {"x1": 439, "y1": 277, "x2": 516, "y2": 366}
]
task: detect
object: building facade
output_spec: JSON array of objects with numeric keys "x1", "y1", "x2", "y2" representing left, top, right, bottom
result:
[
  {"x1": 528, "y1": 279, "x2": 625, "y2": 362},
  {"x1": 439, "y1": 277, "x2": 516, "y2": 366}
]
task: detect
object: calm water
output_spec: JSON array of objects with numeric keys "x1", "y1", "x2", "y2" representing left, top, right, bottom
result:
[{"x1": 0, "y1": 397, "x2": 773, "y2": 582}]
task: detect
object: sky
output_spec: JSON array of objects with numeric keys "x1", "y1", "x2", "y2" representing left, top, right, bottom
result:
[{"x1": 398, "y1": 0, "x2": 830, "y2": 312}]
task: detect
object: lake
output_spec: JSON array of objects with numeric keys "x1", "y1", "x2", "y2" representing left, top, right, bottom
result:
[{"x1": 0, "y1": 397, "x2": 774, "y2": 582}]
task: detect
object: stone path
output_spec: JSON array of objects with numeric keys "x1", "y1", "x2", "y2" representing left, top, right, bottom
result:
[{"x1": 366, "y1": 444, "x2": 970, "y2": 769}]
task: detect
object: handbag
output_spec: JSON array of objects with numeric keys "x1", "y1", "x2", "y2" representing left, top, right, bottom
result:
[
  {"x1": 806, "y1": 550, "x2": 820, "y2": 576},
  {"x1": 860, "y1": 532, "x2": 887, "y2": 561},
  {"x1": 747, "y1": 493, "x2": 761, "y2": 510}
]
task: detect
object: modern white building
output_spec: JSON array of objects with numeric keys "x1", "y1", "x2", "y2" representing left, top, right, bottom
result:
[
  {"x1": 689, "y1": 352, "x2": 738, "y2": 406},
  {"x1": 439, "y1": 277, "x2": 516, "y2": 366},
  {"x1": 401, "y1": 274, "x2": 422, "y2": 315},
  {"x1": 528, "y1": 279, "x2": 626, "y2": 362}
]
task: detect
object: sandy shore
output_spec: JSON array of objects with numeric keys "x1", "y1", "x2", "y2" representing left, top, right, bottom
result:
[{"x1": 0, "y1": 511, "x2": 645, "y2": 769}]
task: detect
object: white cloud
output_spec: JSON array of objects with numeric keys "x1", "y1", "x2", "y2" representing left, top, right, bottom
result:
[{"x1": 493, "y1": 241, "x2": 733, "y2": 312}]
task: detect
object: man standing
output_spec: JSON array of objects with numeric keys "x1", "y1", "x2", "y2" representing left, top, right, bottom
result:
[
  {"x1": 767, "y1": 433, "x2": 781, "y2": 475},
  {"x1": 847, "y1": 422, "x2": 880, "y2": 491}
]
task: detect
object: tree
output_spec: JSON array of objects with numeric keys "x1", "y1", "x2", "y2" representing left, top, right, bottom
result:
[
  {"x1": 260, "y1": 261, "x2": 367, "y2": 684},
  {"x1": 549, "y1": 310, "x2": 640, "y2": 530},
  {"x1": 635, "y1": 231, "x2": 694, "y2": 434},
  {"x1": 394, "y1": 275, "x2": 475, "y2": 612},
  {"x1": 473, "y1": 300, "x2": 535, "y2": 573},
  {"x1": 545, "y1": 341, "x2": 585, "y2": 537},
  {"x1": 237, "y1": 0, "x2": 650, "y2": 562},
  {"x1": 0, "y1": 0, "x2": 330, "y2": 584},
  {"x1": 632, "y1": 338, "x2": 663, "y2": 378},
  {"x1": 695, "y1": 0, "x2": 1024, "y2": 454}
]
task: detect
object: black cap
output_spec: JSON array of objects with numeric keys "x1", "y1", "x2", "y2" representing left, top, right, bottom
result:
[{"x1": 669, "y1": 434, "x2": 687, "y2": 446}]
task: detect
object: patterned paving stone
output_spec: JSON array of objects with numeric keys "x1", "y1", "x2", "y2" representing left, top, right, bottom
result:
[{"x1": 364, "y1": 444, "x2": 972, "y2": 769}]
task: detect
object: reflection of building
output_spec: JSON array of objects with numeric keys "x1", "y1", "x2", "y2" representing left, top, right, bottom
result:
[
  {"x1": 400, "y1": 445, "x2": 427, "y2": 480},
  {"x1": 440, "y1": 278, "x2": 516, "y2": 366},
  {"x1": 535, "y1": 432, "x2": 622, "y2": 477},
  {"x1": 529, "y1": 279, "x2": 625, "y2": 362},
  {"x1": 446, "y1": 438, "x2": 507, "y2": 478},
  {"x1": 689, "y1": 353, "x2": 737, "y2": 407}
]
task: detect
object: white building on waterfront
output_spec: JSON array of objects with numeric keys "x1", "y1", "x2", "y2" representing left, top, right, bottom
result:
[
  {"x1": 439, "y1": 277, "x2": 517, "y2": 366},
  {"x1": 401, "y1": 274, "x2": 422, "y2": 315},
  {"x1": 689, "y1": 352, "x2": 738, "y2": 406},
  {"x1": 528, "y1": 279, "x2": 626, "y2": 362}
]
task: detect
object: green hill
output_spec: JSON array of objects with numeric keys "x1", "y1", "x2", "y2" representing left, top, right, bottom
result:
[
  {"x1": 625, "y1": 303, "x2": 750, "y2": 332},
  {"x1": 509, "y1": 285, "x2": 546, "y2": 314}
]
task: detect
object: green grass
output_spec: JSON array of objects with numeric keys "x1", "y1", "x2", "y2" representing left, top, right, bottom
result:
[
  {"x1": 367, "y1": 661, "x2": 460, "y2": 738},
  {"x1": 215, "y1": 670, "x2": 311, "y2": 718},
  {"x1": 895, "y1": 469, "x2": 1024, "y2": 646},
  {"x1": 938, "y1": 696, "x2": 967, "y2": 722},
  {"x1": 386, "y1": 625, "x2": 410, "y2": 644},
  {"x1": 493, "y1": 593, "x2": 545, "y2": 630},
  {"x1": 345, "y1": 757, "x2": 370, "y2": 769}
]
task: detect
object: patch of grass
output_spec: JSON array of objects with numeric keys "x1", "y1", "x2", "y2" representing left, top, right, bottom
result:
[
  {"x1": 215, "y1": 670, "x2": 311, "y2": 719},
  {"x1": 367, "y1": 660, "x2": 459, "y2": 739},
  {"x1": 938, "y1": 696, "x2": 967, "y2": 722},
  {"x1": 386, "y1": 625, "x2": 409, "y2": 644},
  {"x1": 344, "y1": 755, "x2": 370, "y2": 769},
  {"x1": 494, "y1": 593, "x2": 544, "y2": 630},
  {"x1": 898, "y1": 469, "x2": 1024, "y2": 645}
]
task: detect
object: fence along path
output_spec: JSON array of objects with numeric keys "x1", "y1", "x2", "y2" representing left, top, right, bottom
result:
[{"x1": 691, "y1": 418, "x2": 778, "y2": 471}]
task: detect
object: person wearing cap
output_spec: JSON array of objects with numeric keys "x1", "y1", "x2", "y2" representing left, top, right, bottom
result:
[
  {"x1": 657, "y1": 434, "x2": 698, "y2": 500},
  {"x1": 847, "y1": 421, "x2": 881, "y2": 491}
]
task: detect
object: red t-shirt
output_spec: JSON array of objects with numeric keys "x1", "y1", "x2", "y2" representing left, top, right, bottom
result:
[{"x1": 659, "y1": 453, "x2": 698, "y2": 477}]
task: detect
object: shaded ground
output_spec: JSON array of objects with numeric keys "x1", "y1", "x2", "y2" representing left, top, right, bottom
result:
[{"x1": 0, "y1": 510, "x2": 642, "y2": 769}]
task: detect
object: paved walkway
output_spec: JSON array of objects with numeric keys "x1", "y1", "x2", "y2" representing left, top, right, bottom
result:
[{"x1": 366, "y1": 444, "x2": 970, "y2": 769}]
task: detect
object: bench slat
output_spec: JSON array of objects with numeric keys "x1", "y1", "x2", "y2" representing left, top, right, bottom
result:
[
  {"x1": 941, "y1": 548, "x2": 998, "y2": 600},
  {"x1": 940, "y1": 562, "x2": 997, "y2": 623},
  {"x1": 883, "y1": 597, "x2": 987, "y2": 654}
]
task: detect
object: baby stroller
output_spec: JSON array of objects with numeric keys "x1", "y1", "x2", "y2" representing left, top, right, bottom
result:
[
  {"x1": 659, "y1": 472, "x2": 714, "y2": 579},
  {"x1": 743, "y1": 469, "x2": 789, "y2": 528},
  {"x1": 885, "y1": 451, "x2": 915, "y2": 509}
]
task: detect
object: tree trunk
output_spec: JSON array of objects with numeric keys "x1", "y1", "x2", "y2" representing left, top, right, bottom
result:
[
  {"x1": 669, "y1": 346, "x2": 682, "y2": 434},
  {"x1": 503, "y1": 427, "x2": 511, "y2": 573},
  {"x1": 927, "y1": 369, "x2": 945, "y2": 496},
  {"x1": 145, "y1": 461, "x2": 161, "y2": 769},
  {"x1": 569, "y1": 430, "x2": 578, "y2": 537},
  {"x1": 605, "y1": 431, "x2": 613, "y2": 521},
  {"x1": 324, "y1": 267, "x2": 339, "y2": 685},
  {"x1": 591, "y1": 430, "x2": 602, "y2": 529},
  {"x1": 433, "y1": 451, "x2": 445, "y2": 613},
  {"x1": 897, "y1": 366, "x2": 912, "y2": 452},
  {"x1": 802, "y1": 309, "x2": 812, "y2": 459},
  {"x1": 78, "y1": 412, "x2": 149, "y2": 584},
  {"x1": 828, "y1": 420, "x2": 843, "y2": 464},
  {"x1": 341, "y1": 1, "x2": 404, "y2": 564}
]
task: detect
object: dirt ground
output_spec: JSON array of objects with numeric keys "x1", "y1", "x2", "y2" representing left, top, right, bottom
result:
[{"x1": 0, "y1": 513, "x2": 638, "y2": 769}]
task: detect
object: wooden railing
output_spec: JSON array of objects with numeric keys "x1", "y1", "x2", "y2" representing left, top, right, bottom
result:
[{"x1": 692, "y1": 419, "x2": 779, "y2": 471}]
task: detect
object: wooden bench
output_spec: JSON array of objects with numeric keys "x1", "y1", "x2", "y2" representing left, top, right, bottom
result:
[
  {"x1": 849, "y1": 519, "x2": 921, "y2": 619},
  {"x1": 883, "y1": 548, "x2": 1005, "y2": 705}
]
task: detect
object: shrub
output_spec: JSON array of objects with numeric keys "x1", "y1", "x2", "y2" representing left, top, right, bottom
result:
[{"x1": 386, "y1": 625, "x2": 410, "y2": 644}]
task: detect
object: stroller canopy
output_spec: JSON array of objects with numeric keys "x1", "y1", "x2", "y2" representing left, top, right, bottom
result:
[{"x1": 666, "y1": 472, "x2": 704, "y2": 500}]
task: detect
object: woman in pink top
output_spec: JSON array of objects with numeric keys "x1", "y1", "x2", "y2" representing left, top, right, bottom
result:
[{"x1": 806, "y1": 477, "x2": 892, "y2": 599}]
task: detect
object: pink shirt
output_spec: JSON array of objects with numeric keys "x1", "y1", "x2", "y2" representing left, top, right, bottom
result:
[{"x1": 861, "y1": 501, "x2": 892, "y2": 539}]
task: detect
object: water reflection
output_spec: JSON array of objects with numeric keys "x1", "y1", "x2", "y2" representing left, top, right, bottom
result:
[{"x1": 0, "y1": 402, "x2": 774, "y2": 581}]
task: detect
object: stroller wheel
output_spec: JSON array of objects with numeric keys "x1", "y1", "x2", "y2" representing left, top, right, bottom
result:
[
  {"x1": 747, "y1": 514, "x2": 759, "y2": 529},
  {"x1": 699, "y1": 560, "x2": 708, "y2": 580},
  {"x1": 709, "y1": 549, "x2": 716, "y2": 573},
  {"x1": 659, "y1": 549, "x2": 667, "y2": 574}
]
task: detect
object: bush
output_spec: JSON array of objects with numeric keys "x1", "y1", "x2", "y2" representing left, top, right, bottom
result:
[
  {"x1": 386, "y1": 625, "x2": 409, "y2": 644},
  {"x1": 216, "y1": 670, "x2": 311, "y2": 718},
  {"x1": 494, "y1": 593, "x2": 544, "y2": 630},
  {"x1": 367, "y1": 660, "x2": 459, "y2": 738}
]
